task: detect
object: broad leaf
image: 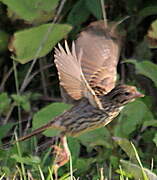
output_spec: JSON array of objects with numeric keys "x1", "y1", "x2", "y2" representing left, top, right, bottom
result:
[
  {"x1": 11, "y1": 154, "x2": 41, "y2": 165},
  {"x1": 0, "y1": 0, "x2": 59, "y2": 23},
  {"x1": 153, "y1": 133, "x2": 157, "y2": 147},
  {"x1": 147, "y1": 20, "x2": 157, "y2": 48},
  {"x1": 68, "y1": 137, "x2": 81, "y2": 164},
  {"x1": 0, "y1": 123, "x2": 15, "y2": 141},
  {"x1": 120, "y1": 160, "x2": 157, "y2": 180},
  {"x1": 114, "y1": 100, "x2": 153, "y2": 137},
  {"x1": 0, "y1": 30, "x2": 9, "y2": 52},
  {"x1": 138, "y1": 6, "x2": 157, "y2": 24},
  {"x1": 0, "y1": 93, "x2": 11, "y2": 115},
  {"x1": 86, "y1": 0, "x2": 102, "y2": 19},
  {"x1": 33, "y1": 103, "x2": 71, "y2": 137},
  {"x1": 67, "y1": 0, "x2": 90, "y2": 26},
  {"x1": 126, "y1": 60, "x2": 157, "y2": 88},
  {"x1": 113, "y1": 137, "x2": 138, "y2": 164},
  {"x1": 9, "y1": 23, "x2": 72, "y2": 64},
  {"x1": 11, "y1": 94, "x2": 31, "y2": 112},
  {"x1": 77, "y1": 127, "x2": 113, "y2": 152}
]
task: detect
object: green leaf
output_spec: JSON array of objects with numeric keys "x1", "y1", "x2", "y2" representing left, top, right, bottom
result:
[
  {"x1": 68, "y1": 137, "x2": 80, "y2": 164},
  {"x1": 0, "y1": 0, "x2": 59, "y2": 23},
  {"x1": 138, "y1": 6, "x2": 157, "y2": 24},
  {"x1": 113, "y1": 137, "x2": 138, "y2": 164},
  {"x1": 86, "y1": 0, "x2": 102, "y2": 19},
  {"x1": 77, "y1": 127, "x2": 113, "y2": 151},
  {"x1": 10, "y1": 23, "x2": 72, "y2": 64},
  {"x1": 153, "y1": 133, "x2": 157, "y2": 147},
  {"x1": 11, "y1": 94, "x2": 31, "y2": 112},
  {"x1": 74, "y1": 158, "x2": 95, "y2": 174},
  {"x1": 114, "y1": 100, "x2": 153, "y2": 138},
  {"x1": 0, "y1": 93, "x2": 11, "y2": 115},
  {"x1": 0, "y1": 123, "x2": 15, "y2": 141},
  {"x1": 120, "y1": 160, "x2": 157, "y2": 180},
  {"x1": 143, "y1": 120, "x2": 157, "y2": 128},
  {"x1": 126, "y1": 60, "x2": 157, "y2": 88},
  {"x1": 124, "y1": 0, "x2": 139, "y2": 14},
  {"x1": 33, "y1": 103, "x2": 71, "y2": 137},
  {"x1": 147, "y1": 20, "x2": 157, "y2": 48},
  {"x1": 67, "y1": 0, "x2": 90, "y2": 26},
  {"x1": 0, "y1": 30, "x2": 9, "y2": 52},
  {"x1": 134, "y1": 39, "x2": 152, "y2": 60},
  {"x1": 11, "y1": 154, "x2": 41, "y2": 165}
]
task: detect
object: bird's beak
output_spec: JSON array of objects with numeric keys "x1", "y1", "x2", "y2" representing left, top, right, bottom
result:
[{"x1": 133, "y1": 91, "x2": 144, "y2": 98}]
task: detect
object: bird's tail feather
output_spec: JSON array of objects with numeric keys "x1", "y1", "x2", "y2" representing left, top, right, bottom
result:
[
  {"x1": 0, "y1": 123, "x2": 51, "y2": 149},
  {"x1": 17, "y1": 123, "x2": 50, "y2": 142}
]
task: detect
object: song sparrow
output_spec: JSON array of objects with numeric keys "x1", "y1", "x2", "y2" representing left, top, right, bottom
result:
[{"x1": 17, "y1": 20, "x2": 144, "y2": 171}]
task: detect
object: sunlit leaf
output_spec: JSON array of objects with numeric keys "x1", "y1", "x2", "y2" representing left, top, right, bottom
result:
[
  {"x1": 120, "y1": 160, "x2": 157, "y2": 180},
  {"x1": 9, "y1": 23, "x2": 72, "y2": 64},
  {"x1": 147, "y1": 20, "x2": 157, "y2": 48},
  {"x1": 11, "y1": 94, "x2": 31, "y2": 112},
  {"x1": 0, "y1": 0, "x2": 59, "y2": 23},
  {"x1": 153, "y1": 133, "x2": 157, "y2": 147},
  {"x1": 11, "y1": 154, "x2": 41, "y2": 165}
]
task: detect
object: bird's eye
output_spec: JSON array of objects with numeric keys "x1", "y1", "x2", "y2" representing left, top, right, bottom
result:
[{"x1": 124, "y1": 92, "x2": 131, "y2": 96}]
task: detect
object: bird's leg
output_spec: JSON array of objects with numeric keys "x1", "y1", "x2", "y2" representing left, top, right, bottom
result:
[{"x1": 52, "y1": 135, "x2": 71, "y2": 177}]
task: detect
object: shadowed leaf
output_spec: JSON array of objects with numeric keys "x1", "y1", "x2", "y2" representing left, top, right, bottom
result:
[
  {"x1": 126, "y1": 60, "x2": 157, "y2": 88},
  {"x1": 33, "y1": 103, "x2": 71, "y2": 137},
  {"x1": 67, "y1": 0, "x2": 90, "y2": 26},
  {"x1": 86, "y1": 0, "x2": 102, "y2": 19},
  {"x1": 114, "y1": 100, "x2": 153, "y2": 137},
  {"x1": 113, "y1": 137, "x2": 138, "y2": 164},
  {"x1": 77, "y1": 127, "x2": 113, "y2": 152}
]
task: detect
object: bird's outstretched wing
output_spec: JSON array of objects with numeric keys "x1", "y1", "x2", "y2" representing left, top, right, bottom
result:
[
  {"x1": 75, "y1": 20, "x2": 121, "y2": 95},
  {"x1": 54, "y1": 41, "x2": 103, "y2": 109}
]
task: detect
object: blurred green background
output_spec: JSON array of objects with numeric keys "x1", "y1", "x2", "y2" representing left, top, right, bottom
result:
[{"x1": 0, "y1": 0, "x2": 157, "y2": 179}]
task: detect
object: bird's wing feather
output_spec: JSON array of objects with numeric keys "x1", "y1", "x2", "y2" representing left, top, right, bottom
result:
[
  {"x1": 54, "y1": 41, "x2": 103, "y2": 109},
  {"x1": 75, "y1": 21, "x2": 121, "y2": 95}
]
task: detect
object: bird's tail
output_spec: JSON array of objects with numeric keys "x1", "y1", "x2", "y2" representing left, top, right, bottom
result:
[
  {"x1": 17, "y1": 123, "x2": 50, "y2": 142},
  {"x1": 0, "y1": 123, "x2": 52, "y2": 149}
]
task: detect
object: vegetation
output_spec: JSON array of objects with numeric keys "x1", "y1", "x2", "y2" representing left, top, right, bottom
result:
[{"x1": 0, "y1": 0, "x2": 157, "y2": 179}]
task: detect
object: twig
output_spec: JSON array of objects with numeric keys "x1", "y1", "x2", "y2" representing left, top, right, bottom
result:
[
  {"x1": 13, "y1": 60, "x2": 22, "y2": 136},
  {"x1": 0, "y1": 66, "x2": 14, "y2": 92},
  {"x1": 39, "y1": 58, "x2": 48, "y2": 96},
  {"x1": 20, "y1": 0, "x2": 67, "y2": 93},
  {"x1": 2, "y1": 64, "x2": 53, "y2": 125},
  {"x1": 24, "y1": 64, "x2": 53, "y2": 88},
  {"x1": 101, "y1": 0, "x2": 108, "y2": 28}
]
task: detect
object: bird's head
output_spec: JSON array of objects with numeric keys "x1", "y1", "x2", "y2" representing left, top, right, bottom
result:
[{"x1": 104, "y1": 84, "x2": 144, "y2": 107}]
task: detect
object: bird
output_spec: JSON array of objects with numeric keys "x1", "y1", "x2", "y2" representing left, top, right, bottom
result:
[{"x1": 14, "y1": 20, "x2": 144, "y2": 172}]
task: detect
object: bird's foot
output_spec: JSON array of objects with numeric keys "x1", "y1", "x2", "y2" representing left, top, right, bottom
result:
[{"x1": 52, "y1": 136, "x2": 70, "y2": 178}]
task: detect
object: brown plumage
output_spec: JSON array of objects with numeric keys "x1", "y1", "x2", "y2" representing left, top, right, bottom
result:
[
  {"x1": 19, "y1": 84, "x2": 143, "y2": 142},
  {"x1": 15, "y1": 21, "x2": 143, "y2": 172},
  {"x1": 18, "y1": 20, "x2": 143, "y2": 141}
]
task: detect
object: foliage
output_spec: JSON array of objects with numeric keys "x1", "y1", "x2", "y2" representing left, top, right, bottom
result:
[{"x1": 0, "y1": 0, "x2": 157, "y2": 179}]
